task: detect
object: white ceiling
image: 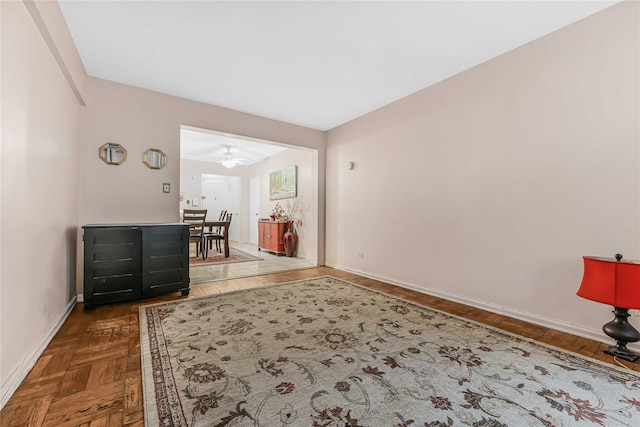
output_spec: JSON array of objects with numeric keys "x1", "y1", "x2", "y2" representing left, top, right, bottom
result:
[
  {"x1": 180, "y1": 128, "x2": 288, "y2": 166},
  {"x1": 59, "y1": 1, "x2": 619, "y2": 131}
]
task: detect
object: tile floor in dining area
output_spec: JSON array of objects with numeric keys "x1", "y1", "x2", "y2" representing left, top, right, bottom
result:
[{"x1": 189, "y1": 241, "x2": 316, "y2": 283}]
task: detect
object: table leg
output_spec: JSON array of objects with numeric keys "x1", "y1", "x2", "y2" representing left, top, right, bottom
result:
[{"x1": 224, "y1": 229, "x2": 229, "y2": 257}]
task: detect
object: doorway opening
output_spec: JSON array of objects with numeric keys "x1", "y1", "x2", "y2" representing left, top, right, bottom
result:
[{"x1": 179, "y1": 125, "x2": 318, "y2": 283}]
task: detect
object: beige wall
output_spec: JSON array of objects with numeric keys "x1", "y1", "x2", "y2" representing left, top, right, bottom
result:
[
  {"x1": 179, "y1": 158, "x2": 247, "y2": 215},
  {"x1": 1, "y1": 0, "x2": 83, "y2": 404},
  {"x1": 326, "y1": 1, "x2": 640, "y2": 346},
  {"x1": 247, "y1": 148, "x2": 318, "y2": 261}
]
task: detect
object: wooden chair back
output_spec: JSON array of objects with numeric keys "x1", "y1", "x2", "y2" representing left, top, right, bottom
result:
[
  {"x1": 204, "y1": 212, "x2": 233, "y2": 257},
  {"x1": 183, "y1": 209, "x2": 207, "y2": 236}
]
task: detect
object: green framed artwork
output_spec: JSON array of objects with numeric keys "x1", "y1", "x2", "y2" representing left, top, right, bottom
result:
[{"x1": 269, "y1": 165, "x2": 297, "y2": 200}]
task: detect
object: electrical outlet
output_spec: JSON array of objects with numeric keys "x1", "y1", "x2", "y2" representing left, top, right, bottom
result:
[{"x1": 357, "y1": 252, "x2": 364, "y2": 259}]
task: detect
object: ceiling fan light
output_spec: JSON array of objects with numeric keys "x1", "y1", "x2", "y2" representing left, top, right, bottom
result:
[{"x1": 221, "y1": 159, "x2": 237, "y2": 168}]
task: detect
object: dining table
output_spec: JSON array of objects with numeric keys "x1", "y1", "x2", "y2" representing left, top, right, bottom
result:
[{"x1": 204, "y1": 220, "x2": 231, "y2": 257}]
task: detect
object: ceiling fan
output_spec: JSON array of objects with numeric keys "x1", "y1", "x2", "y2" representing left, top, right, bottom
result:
[{"x1": 218, "y1": 146, "x2": 247, "y2": 168}]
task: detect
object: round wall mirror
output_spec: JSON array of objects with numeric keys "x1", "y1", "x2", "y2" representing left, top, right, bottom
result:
[
  {"x1": 99, "y1": 143, "x2": 127, "y2": 165},
  {"x1": 143, "y1": 148, "x2": 167, "y2": 169}
]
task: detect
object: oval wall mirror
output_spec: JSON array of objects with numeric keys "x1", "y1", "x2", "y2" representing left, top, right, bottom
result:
[
  {"x1": 99, "y1": 143, "x2": 127, "y2": 165},
  {"x1": 143, "y1": 148, "x2": 167, "y2": 169}
]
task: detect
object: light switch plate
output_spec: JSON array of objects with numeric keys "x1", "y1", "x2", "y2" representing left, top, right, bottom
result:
[{"x1": 163, "y1": 183, "x2": 170, "y2": 193}]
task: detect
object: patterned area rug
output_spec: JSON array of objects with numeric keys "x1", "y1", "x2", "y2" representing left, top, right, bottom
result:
[
  {"x1": 189, "y1": 248, "x2": 262, "y2": 266},
  {"x1": 139, "y1": 276, "x2": 640, "y2": 427}
]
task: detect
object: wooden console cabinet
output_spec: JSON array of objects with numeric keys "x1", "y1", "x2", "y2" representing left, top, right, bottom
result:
[
  {"x1": 83, "y1": 223, "x2": 190, "y2": 307},
  {"x1": 258, "y1": 220, "x2": 286, "y2": 254}
]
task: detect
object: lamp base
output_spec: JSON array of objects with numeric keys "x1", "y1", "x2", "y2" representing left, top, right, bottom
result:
[
  {"x1": 602, "y1": 307, "x2": 640, "y2": 363},
  {"x1": 604, "y1": 344, "x2": 640, "y2": 362}
]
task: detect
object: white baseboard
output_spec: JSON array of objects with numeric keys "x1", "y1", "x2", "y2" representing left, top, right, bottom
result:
[
  {"x1": 328, "y1": 263, "x2": 640, "y2": 353},
  {"x1": 0, "y1": 296, "x2": 77, "y2": 410}
]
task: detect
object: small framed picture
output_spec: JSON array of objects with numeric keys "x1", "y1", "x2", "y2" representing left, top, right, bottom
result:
[{"x1": 163, "y1": 183, "x2": 170, "y2": 193}]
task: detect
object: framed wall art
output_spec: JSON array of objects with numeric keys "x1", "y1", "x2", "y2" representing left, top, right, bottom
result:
[{"x1": 269, "y1": 165, "x2": 297, "y2": 200}]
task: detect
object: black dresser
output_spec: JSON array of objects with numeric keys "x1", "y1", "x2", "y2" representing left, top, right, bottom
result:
[{"x1": 83, "y1": 223, "x2": 190, "y2": 307}]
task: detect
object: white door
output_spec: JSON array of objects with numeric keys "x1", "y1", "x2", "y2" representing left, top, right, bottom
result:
[
  {"x1": 249, "y1": 176, "x2": 260, "y2": 245},
  {"x1": 201, "y1": 174, "x2": 241, "y2": 242}
]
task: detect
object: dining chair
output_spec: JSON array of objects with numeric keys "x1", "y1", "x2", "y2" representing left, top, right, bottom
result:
[
  {"x1": 204, "y1": 213, "x2": 232, "y2": 258},
  {"x1": 182, "y1": 209, "x2": 207, "y2": 259},
  {"x1": 206, "y1": 210, "x2": 227, "y2": 253}
]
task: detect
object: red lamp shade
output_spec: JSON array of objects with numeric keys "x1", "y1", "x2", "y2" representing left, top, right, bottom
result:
[{"x1": 577, "y1": 256, "x2": 640, "y2": 309}]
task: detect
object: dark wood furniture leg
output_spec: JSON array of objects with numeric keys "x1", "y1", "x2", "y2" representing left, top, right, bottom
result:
[{"x1": 224, "y1": 226, "x2": 230, "y2": 257}]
